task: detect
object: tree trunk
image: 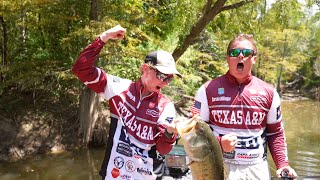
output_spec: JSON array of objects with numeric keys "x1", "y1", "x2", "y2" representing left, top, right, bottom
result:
[
  {"x1": 79, "y1": 86, "x2": 101, "y2": 145},
  {"x1": 0, "y1": 16, "x2": 7, "y2": 82},
  {"x1": 172, "y1": 0, "x2": 253, "y2": 61},
  {"x1": 277, "y1": 65, "x2": 283, "y2": 96},
  {"x1": 38, "y1": 14, "x2": 46, "y2": 48},
  {"x1": 21, "y1": 9, "x2": 27, "y2": 43},
  {"x1": 90, "y1": 0, "x2": 98, "y2": 20},
  {"x1": 255, "y1": 53, "x2": 262, "y2": 79},
  {"x1": 78, "y1": 0, "x2": 107, "y2": 146},
  {"x1": 277, "y1": 34, "x2": 288, "y2": 96}
]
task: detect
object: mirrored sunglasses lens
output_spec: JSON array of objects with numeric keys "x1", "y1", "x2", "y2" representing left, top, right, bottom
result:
[
  {"x1": 156, "y1": 72, "x2": 173, "y2": 82},
  {"x1": 242, "y1": 49, "x2": 254, "y2": 57},
  {"x1": 229, "y1": 49, "x2": 241, "y2": 57},
  {"x1": 156, "y1": 72, "x2": 167, "y2": 81},
  {"x1": 165, "y1": 76, "x2": 174, "y2": 83}
]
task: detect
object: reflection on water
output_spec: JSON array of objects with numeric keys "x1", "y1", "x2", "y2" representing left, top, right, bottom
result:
[
  {"x1": 0, "y1": 149, "x2": 104, "y2": 180},
  {"x1": 279, "y1": 100, "x2": 320, "y2": 177},
  {"x1": 0, "y1": 100, "x2": 319, "y2": 180}
]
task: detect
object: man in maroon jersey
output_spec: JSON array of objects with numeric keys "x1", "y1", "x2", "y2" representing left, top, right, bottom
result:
[
  {"x1": 72, "y1": 25, "x2": 181, "y2": 180},
  {"x1": 191, "y1": 34, "x2": 297, "y2": 179}
]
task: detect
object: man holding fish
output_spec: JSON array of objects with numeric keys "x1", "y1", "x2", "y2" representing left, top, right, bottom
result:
[{"x1": 191, "y1": 34, "x2": 298, "y2": 179}]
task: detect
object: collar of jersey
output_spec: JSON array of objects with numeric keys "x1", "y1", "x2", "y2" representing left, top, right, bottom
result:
[
  {"x1": 226, "y1": 71, "x2": 253, "y2": 86},
  {"x1": 135, "y1": 79, "x2": 159, "y2": 100}
]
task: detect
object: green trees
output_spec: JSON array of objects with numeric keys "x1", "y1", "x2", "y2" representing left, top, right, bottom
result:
[{"x1": 0, "y1": 0, "x2": 319, "y2": 148}]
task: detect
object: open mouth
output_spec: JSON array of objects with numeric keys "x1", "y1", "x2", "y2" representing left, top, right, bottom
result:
[{"x1": 237, "y1": 63, "x2": 244, "y2": 71}]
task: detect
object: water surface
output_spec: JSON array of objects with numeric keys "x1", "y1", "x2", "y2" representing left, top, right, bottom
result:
[{"x1": 0, "y1": 100, "x2": 319, "y2": 179}]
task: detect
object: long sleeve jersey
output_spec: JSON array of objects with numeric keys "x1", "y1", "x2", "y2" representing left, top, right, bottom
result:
[
  {"x1": 192, "y1": 71, "x2": 289, "y2": 169},
  {"x1": 72, "y1": 37, "x2": 177, "y2": 180}
]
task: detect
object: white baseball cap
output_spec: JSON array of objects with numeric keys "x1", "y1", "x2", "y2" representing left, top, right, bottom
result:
[{"x1": 145, "y1": 50, "x2": 182, "y2": 78}]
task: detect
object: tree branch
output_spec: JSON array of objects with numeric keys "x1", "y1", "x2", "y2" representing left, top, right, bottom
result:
[
  {"x1": 203, "y1": 0, "x2": 213, "y2": 14},
  {"x1": 221, "y1": 0, "x2": 254, "y2": 11}
]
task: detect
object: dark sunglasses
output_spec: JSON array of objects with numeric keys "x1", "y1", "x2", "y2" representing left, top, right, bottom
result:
[
  {"x1": 150, "y1": 67, "x2": 174, "y2": 83},
  {"x1": 228, "y1": 48, "x2": 255, "y2": 57}
]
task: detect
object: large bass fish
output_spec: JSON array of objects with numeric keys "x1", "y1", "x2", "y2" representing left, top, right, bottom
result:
[{"x1": 176, "y1": 116, "x2": 226, "y2": 180}]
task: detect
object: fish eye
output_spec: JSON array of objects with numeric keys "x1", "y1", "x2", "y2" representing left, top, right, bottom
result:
[{"x1": 198, "y1": 127, "x2": 205, "y2": 134}]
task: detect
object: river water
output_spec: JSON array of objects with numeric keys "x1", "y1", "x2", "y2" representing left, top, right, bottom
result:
[{"x1": 0, "y1": 100, "x2": 319, "y2": 180}]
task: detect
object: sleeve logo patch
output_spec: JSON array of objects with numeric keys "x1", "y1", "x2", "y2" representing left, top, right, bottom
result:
[{"x1": 112, "y1": 75, "x2": 121, "y2": 83}]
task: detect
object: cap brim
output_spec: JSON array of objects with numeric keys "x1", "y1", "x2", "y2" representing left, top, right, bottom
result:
[{"x1": 155, "y1": 66, "x2": 182, "y2": 78}]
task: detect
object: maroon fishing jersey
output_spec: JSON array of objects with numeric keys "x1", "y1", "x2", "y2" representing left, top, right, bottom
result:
[
  {"x1": 72, "y1": 37, "x2": 177, "y2": 180},
  {"x1": 192, "y1": 72, "x2": 289, "y2": 169}
]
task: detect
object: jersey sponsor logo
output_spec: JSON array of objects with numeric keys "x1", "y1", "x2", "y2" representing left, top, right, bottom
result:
[
  {"x1": 218, "y1": 88, "x2": 224, "y2": 95},
  {"x1": 250, "y1": 96, "x2": 267, "y2": 104},
  {"x1": 117, "y1": 102, "x2": 155, "y2": 141},
  {"x1": 146, "y1": 109, "x2": 160, "y2": 117},
  {"x1": 211, "y1": 110, "x2": 266, "y2": 126},
  {"x1": 125, "y1": 160, "x2": 136, "y2": 172},
  {"x1": 219, "y1": 134, "x2": 261, "y2": 150},
  {"x1": 120, "y1": 174, "x2": 132, "y2": 179},
  {"x1": 111, "y1": 168, "x2": 120, "y2": 178},
  {"x1": 249, "y1": 89, "x2": 257, "y2": 94},
  {"x1": 114, "y1": 156, "x2": 125, "y2": 169},
  {"x1": 223, "y1": 150, "x2": 235, "y2": 159},
  {"x1": 116, "y1": 142, "x2": 133, "y2": 157},
  {"x1": 235, "y1": 136, "x2": 260, "y2": 149},
  {"x1": 236, "y1": 152, "x2": 259, "y2": 159},
  {"x1": 137, "y1": 167, "x2": 152, "y2": 175},
  {"x1": 126, "y1": 91, "x2": 136, "y2": 102},
  {"x1": 276, "y1": 106, "x2": 281, "y2": 120},
  {"x1": 149, "y1": 102, "x2": 155, "y2": 108},
  {"x1": 212, "y1": 96, "x2": 231, "y2": 102},
  {"x1": 165, "y1": 117, "x2": 173, "y2": 123}
]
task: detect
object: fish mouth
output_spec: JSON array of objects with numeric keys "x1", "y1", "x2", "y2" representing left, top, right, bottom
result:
[
  {"x1": 176, "y1": 116, "x2": 211, "y2": 161},
  {"x1": 176, "y1": 117, "x2": 198, "y2": 135},
  {"x1": 237, "y1": 63, "x2": 244, "y2": 71}
]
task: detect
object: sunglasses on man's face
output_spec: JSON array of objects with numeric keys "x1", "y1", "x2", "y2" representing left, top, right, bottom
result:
[
  {"x1": 228, "y1": 48, "x2": 255, "y2": 57},
  {"x1": 150, "y1": 67, "x2": 174, "y2": 83}
]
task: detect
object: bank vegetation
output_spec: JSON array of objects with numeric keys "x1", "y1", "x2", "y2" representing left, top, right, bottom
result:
[{"x1": 0, "y1": 0, "x2": 319, "y2": 162}]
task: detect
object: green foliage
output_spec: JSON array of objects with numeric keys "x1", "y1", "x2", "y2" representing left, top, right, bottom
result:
[
  {"x1": 0, "y1": 0, "x2": 319, "y2": 102},
  {"x1": 271, "y1": 0, "x2": 304, "y2": 29},
  {"x1": 0, "y1": 59, "x2": 74, "y2": 98},
  {"x1": 210, "y1": 1, "x2": 260, "y2": 38},
  {"x1": 295, "y1": 14, "x2": 320, "y2": 90}
]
